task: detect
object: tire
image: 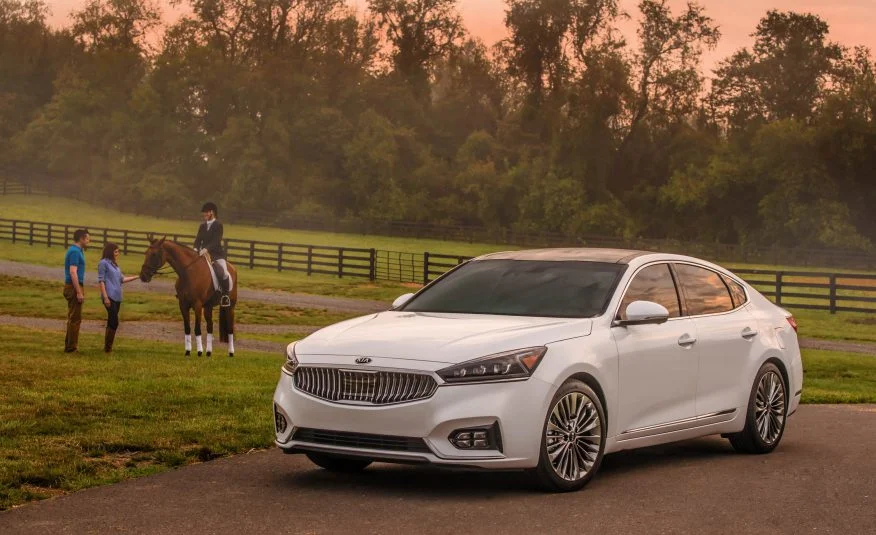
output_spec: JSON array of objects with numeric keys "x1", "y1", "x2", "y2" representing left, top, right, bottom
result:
[
  {"x1": 728, "y1": 362, "x2": 787, "y2": 454},
  {"x1": 532, "y1": 380, "x2": 606, "y2": 492},
  {"x1": 305, "y1": 452, "x2": 373, "y2": 472}
]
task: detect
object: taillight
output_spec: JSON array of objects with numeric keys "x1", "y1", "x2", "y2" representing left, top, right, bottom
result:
[{"x1": 786, "y1": 315, "x2": 798, "y2": 333}]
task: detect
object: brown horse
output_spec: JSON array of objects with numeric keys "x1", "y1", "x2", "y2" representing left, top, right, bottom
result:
[{"x1": 139, "y1": 237, "x2": 238, "y2": 357}]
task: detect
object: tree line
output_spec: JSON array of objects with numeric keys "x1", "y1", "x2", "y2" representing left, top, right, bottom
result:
[{"x1": 1, "y1": 0, "x2": 874, "y2": 250}]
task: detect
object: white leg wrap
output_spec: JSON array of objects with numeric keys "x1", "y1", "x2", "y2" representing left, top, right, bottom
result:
[
  {"x1": 185, "y1": 335, "x2": 192, "y2": 352},
  {"x1": 228, "y1": 334, "x2": 235, "y2": 355},
  {"x1": 206, "y1": 334, "x2": 213, "y2": 354},
  {"x1": 196, "y1": 335, "x2": 204, "y2": 353}
]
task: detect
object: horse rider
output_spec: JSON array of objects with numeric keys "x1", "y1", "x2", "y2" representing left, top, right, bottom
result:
[{"x1": 194, "y1": 202, "x2": 231, "y2": 307}]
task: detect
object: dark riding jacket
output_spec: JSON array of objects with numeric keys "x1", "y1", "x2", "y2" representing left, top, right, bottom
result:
[{"x1": 194, "y1": 220, "x2": 226, "y2": 260}]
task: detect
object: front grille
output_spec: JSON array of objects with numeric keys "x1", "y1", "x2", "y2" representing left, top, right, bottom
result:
[
  {"x1": 292, "y1": 428, "x2": 432, "y2": 453},
  {"x1": 294, "y1": 367, "x2": 438, "y2": 405}
]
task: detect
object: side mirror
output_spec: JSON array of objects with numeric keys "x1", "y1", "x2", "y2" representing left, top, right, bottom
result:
[
  {"x1": 391, "y1": 292, "x2": 415, "y2": 310},
  {"x1": 614, "y1": 300, "x2": 670, "y2": 327}
]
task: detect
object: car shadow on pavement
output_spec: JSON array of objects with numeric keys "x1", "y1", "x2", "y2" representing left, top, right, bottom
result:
[{"x1": 274, "y1": 437, "x2": 738, "y2": 497}]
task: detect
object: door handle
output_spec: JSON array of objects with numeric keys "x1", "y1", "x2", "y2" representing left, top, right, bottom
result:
[
  {"x1": 678, "y1": 334, "x2": 697, "y2": 347},
  {"x1": 741, "y1": 327, "x2": 759, "y2": 340}
]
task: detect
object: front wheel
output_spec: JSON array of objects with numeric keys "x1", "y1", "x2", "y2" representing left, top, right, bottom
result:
[
  {"x1": 305, "y1": 452, "x2": 372, "y2": 472},
  {"x1": 532, "y1": 380, "x2": 606, "y2": 492},
  {"x1": 728, "y1": 362, "x2": 787, "y2": 454}
]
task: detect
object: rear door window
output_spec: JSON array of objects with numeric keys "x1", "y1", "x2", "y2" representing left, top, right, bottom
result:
[
  {"x1": 674, "y1": 264, "x2": 734, "y2": 316},
  {"x1": 618, "y1": 264, "x2": 682, "y2": 319},
  {"x1": 721, "y1": 275, "x2": 748, "y2": 308}
]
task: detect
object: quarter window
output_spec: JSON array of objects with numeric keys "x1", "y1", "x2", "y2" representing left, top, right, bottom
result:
[
  {"x1": 619, "y1": 264, "x2": 681, "y2": 319},
  {"x1": 674, "y1": 264, "x2": 734, "y2": 315},
  {"x1": 722, "y1": 274, "x2": 748, "y2": 308}
]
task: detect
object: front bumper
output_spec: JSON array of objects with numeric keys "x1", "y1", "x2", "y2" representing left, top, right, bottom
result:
[{"x1": 272, "y1": 369, "x2": 555, "y2": 470}]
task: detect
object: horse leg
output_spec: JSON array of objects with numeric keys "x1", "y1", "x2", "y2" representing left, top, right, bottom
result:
[
  {"x1": 181, "y1": 301, "x2": 192, "y2": 357},
  {"x1": 204, "y1": 306, "x2": 213, "y2": 357},
  {"x1": 194, "y1": 304, "x2": 204, "y2": 356}
]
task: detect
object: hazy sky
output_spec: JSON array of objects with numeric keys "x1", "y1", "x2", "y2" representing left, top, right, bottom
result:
[{"x1": 47, "y1": 0, "x2": 876, "y2": 72}]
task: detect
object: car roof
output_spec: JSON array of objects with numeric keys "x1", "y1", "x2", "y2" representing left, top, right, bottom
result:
[{"x1": 475, "y1": 248, "x2": 651, "y2": 264}]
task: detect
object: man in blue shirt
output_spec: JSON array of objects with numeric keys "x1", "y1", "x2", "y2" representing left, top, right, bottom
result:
[{"x1": 63, "y1": 229, "x2": 90, "y2": 352}]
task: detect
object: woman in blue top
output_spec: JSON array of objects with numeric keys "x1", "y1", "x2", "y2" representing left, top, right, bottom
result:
[{"x1": 97, "y1": 243, "x2": 138, "y2": 353}]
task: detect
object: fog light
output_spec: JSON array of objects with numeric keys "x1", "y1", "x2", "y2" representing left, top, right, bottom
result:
[
  {"x1": 449, "y1": 425, "x2": 502, "y2": 451},
  {"x1": 274, "y1": 405, "x2": 288, "y2": 434}
]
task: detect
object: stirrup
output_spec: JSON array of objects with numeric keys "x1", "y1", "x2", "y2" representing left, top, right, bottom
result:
[{"x1": 220, "y1": 294, "x2": 231, "y2": 308}]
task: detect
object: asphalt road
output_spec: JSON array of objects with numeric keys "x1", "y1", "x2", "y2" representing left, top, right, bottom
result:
[{"x1": 1, "y1": 405, "x2": 873, "y2": 535}]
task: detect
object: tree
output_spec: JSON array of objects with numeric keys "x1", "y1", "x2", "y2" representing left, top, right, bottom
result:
[
  {"x1": 711, "y1": 10, "x2": 844, "y2": 128},
  {"x1": 367, "y1": 0, "x2": 464, "y2": 100}
]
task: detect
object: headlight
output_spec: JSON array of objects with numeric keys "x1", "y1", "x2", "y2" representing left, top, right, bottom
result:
[
  {"x1": 282, "y1": 342, "x2": 299, "y2": 375},
  {"x1": 437, "y1": 347, "x2": 547, "y2": 384}
]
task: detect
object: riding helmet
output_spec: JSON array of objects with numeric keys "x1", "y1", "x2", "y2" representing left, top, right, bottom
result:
[{"x1": 201, "y1": 202, "x2": 218, "y2": 215}]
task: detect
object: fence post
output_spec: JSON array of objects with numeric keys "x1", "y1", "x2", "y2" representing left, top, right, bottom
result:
[
  {"x1": 775, "y1": 272, "x2": 783, "y2": 306},
  {"x1": 103, "y1": 228, "x2": 107, "y2": 248},
  {"x1": 829, "y1": 274, "x2": 837, "y2": 314},
  {"x1": 11, "y1": 220, "x2": 15, "y2": 244},
  {"x1": 277, "y1": 243, "x2": 283, "y2": 272},
  {"x1": 423, "y1": 252, "x2": 430, "y2": 285},
  {"x1": 369, "y1": 249, "x2": 376, "y2": 281},
  {"x1": 64, "y1": 225, "x2": 69, "y2": 245},
  {"x1": 307, "y1": 246, "x2": 313, "y2": 276},
  {"x1": 47, "y1": 223, "x2": 52, "y2": 248},
  {"x1": 338, "y1": 248, "x2": 344, "y2": 278},
  {"x1": 29, "y1": 221, "x2": 34, "y2": 245},
  {"x1": 249, "y1": 241, "x2": 255, "y2": 269},
  {"x1": 123, "y1": 230, "x2": 129, "y2": 255}
]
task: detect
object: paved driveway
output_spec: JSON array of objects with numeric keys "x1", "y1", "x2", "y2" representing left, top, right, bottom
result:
[{"x1": 1, "y1": 405, "x2": 873, "y2": 534}]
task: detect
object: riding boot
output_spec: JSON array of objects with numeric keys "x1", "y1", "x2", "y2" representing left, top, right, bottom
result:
[
  {"x1": 220, "y1": 278, "x2": 231, "y2": 308},
  {"x1": 104, "y1": 328, "x2": 116, "y2": 353}
]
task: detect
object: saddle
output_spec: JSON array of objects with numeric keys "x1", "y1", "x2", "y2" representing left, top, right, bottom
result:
[{"x1": 202, "y1": 252, "x2": 233, "y2": 307}]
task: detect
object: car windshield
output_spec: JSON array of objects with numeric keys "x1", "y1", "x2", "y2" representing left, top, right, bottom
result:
[{"x1": 402, "y1": 260, "x2": 626, "y2": 318}]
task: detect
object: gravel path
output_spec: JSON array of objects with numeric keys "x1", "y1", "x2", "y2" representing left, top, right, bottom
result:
[
  {"x1": 4, "y1": 259, "x2": 876, "y2": 356},
  {"x1": 0, "y1": 315, "x2": 313, "y2": 354},
  {"x1": 0, "y1": 259, "x2": 388, "y2": 314}
]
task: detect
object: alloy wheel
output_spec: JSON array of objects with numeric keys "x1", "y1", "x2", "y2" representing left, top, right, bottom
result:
[
  {"x1": 545, "y1": 391, "x2": 602, "y2": 481},
  {"x1": 755, "y1": 370, "x2": 785, "y2": 445}
]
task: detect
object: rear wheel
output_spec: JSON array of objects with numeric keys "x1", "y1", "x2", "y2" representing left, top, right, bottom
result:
[
  {"x1": 532, "y1": 380, "x2": 606, "y2": 492},
  {"x1": 728, "y1": 362, "x2": 787, "y2": 454},
  {"x1": 305, "y1": 452, "x2": 372, "y2": 472}
]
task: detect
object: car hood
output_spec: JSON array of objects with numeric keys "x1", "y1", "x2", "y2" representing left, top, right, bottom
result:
[{"x1": 295, "y1": 311, "x2": 593, "y2": 364}]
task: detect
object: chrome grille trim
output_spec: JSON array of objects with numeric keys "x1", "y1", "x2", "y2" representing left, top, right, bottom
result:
[{"x1": 294, "y1": 367, "x2": 438, "y2": 405}]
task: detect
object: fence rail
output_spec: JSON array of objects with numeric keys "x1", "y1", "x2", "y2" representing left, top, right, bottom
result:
[{"x1": 1, "y1": 217, "x2": 875, "y2": 314}]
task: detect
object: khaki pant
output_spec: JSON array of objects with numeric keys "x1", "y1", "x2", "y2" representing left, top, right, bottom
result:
[{"x1": 63, "y1": 284, "x2": 83, "y2": 352}]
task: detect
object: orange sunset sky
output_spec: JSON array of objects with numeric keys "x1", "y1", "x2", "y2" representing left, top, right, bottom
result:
[{"x1": 46, "y1": 0, "x2": 876, "y2": 72}]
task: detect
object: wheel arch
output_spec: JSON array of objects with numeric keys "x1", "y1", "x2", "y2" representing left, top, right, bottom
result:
[{"x1": 565, "y1": 372, "x2": 609, "y2": 429}]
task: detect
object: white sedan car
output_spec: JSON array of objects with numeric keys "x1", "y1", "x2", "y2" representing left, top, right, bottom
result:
[{"x1": 273, "y1": 249, "x2": 802, "y2": 491}]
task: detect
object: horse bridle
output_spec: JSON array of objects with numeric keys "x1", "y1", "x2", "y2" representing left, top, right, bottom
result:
[{"x1": 143, "y1": 244, "x2": 204, "y2": 279}]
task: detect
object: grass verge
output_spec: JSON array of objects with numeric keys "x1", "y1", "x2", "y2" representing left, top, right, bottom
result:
[{"x1": 0, "y1": 325, "x2": 281, "y2": 511}]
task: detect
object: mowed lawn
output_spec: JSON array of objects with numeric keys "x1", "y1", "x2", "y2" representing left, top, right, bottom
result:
[
  {"x1": 0, "y1": 325, "x2": 283, "y2": 511},
  {"x1": 0, "y1": 194, "x2": 513, "y2": 257},
  {"x1": 1, "y1": 322, "x2": 875, "y2": 510}
]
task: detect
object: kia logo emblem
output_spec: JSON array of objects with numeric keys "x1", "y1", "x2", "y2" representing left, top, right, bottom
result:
[{"x1": 355, "y1": 357, "x2": 372, "y2": 364}]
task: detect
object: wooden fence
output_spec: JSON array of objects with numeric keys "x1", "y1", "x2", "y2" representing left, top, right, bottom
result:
[
  {"x1": 5, "y1": 179, "x2": 876, "y2": 270},
  {"x1": 1, "y1": 217, "x2": 875, "y2": 314}
]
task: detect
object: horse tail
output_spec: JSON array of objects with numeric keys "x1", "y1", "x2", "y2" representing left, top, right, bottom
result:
[{"x1": 219, "y1": 304, "x2": 234, "y2": 343}]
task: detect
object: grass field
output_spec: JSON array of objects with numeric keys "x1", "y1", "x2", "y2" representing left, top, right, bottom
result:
[
  {"x1": 0, "y1": 275, "x2": 359, "y2": 327},
  {"x1": 0, "y1": 194, "x2": 512, "y2": 257},
  {"x1": 0, "y1": 325, "x2": 281, "y2": 511},
  {"x1": 0, "y1": 241, "x2": 417, "y2": 302},
  {"x1": 1, "y1": 323, "x2": 874, "y2": 510}
]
